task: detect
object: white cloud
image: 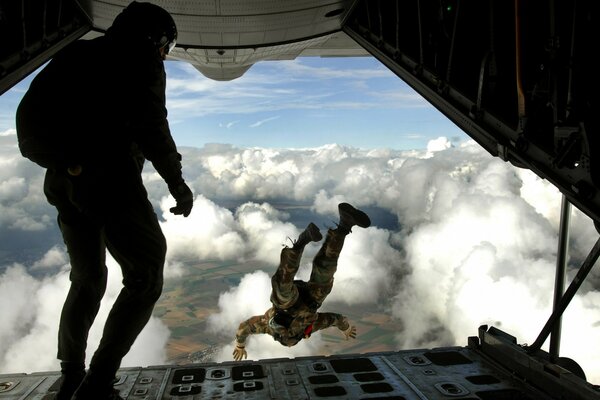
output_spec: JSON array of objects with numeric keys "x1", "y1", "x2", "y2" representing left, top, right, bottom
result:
[
  {"x1": 0, "y1": 137, "x2": 55, "y2": 232},
  {"x1": 31, "y1": 245, "x2": 68, "y2": 270},
  {"x1": 0, "y1": 264, "x2": 43, "y2": 367},
  {"x1": 0, "y1": 176, "x2": 28, "y2": 202},
  {"x1": 219, "y1": 121, "x2": 239, "y2": 129},
  {"x1": 325, "y1": 227, "x2": 398, "y2": 305},
  {"x1": 1, "y1": 133, "x2": 600, "y2": 384},
  {"x1": 159, "y1": 194, "x2": 245, "y2": 262},
  {"x1": 0, "y1": 128, "x2": 16, "y2": 136},
  {"x1": 426, "y1": 136, "x2": 452, "y2": 155},
  {"x1": 207, "y1": 269, "x2": 272, "y2": 335},
  {"x1": 249, "y1": 116, "x2": 280, "y2": 128}
]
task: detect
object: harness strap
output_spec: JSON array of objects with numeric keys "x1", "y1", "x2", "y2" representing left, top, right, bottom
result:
[{"x1": 304, "y1": 323, "x2": 314, "y2": 338}]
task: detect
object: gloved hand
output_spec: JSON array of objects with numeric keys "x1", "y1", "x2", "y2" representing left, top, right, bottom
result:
[
  {"x1": 341, "y1": 317, "x2": 357, "y2": 340},
  {"x1": 168, "y1": 181, "x2": 193, "y2": 217},
  {"x1": 233, "y1": 342, "x2": 247, "y2": 361}
]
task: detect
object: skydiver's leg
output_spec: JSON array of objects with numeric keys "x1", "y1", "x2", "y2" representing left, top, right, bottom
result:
[
  {"x1": 74, "y1": 194, "x2": 166, "y2": 399},
  {"x1": 270, "y1": 223, "x2": 322, "y2": 310},
  {"x1": 44, "y1": 169, "x2": 108, "y2": 399},
  {"x1": 308, "y1": 203, "x2": 370, "y2": 304},
  {"x1": 307, "y1": 228, "x2": 345, "y2": 304},
  {"x1": 56, "y1": 215, "x2": 107, "y2": 362},
  {"x1": 54, "y1": 212, "x2": 107, "y2": 400}
]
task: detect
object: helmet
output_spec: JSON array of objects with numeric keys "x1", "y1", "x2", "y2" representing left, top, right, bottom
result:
[{"x1": 108, "y1": 1, "x2": 177, "y2": 55}]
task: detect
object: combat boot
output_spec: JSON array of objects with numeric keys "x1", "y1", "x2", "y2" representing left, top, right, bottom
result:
[
  {"x1": 338, "y1": 203, "x2": 371, "y2": 232},
  {"x1": 294, "y1": 222, "x2": 322, "y2": 249},
  {"x1": 71, "y1": 369, "x2": 123, "y2": 400},
  {"x1": 55, "y1": 362, "x2": 85, "y2": 400}
]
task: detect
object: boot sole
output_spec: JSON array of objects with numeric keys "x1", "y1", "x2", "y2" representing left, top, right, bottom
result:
[{"x1": 339, "y1": 203, "x2": 371, "y2": 228}]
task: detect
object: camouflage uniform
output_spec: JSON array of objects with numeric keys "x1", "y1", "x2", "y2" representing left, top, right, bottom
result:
[{"x1": 235, "y1": 228, "x2": 351, "y2": 347}]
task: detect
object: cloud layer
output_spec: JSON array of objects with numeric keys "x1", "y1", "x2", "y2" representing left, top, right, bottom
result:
[{"x1": 1, "y1": 128, "x2": 599, "y2": 384}]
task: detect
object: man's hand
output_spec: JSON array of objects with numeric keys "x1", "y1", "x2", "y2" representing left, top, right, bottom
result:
[
  {"x1": 233, "y1": 342, "x2": 247, "y2": 361},
  {"x1": 341, "y1": 317, "x2": 356, "y2": 340},
  {"x1": 168, "y1": 181, "x2": 193, "y2": 217},
  {"x1": 343, "y1": 325, "x2": 357, "y2": 340}
]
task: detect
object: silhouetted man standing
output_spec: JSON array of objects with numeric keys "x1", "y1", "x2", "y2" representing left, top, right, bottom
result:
[{"x1": 15, "y1": 2, "x2": 192, "y2": 399}]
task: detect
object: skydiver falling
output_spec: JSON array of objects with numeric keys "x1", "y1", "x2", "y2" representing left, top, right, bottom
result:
[{"x1": 233, "y1": 203, "x2": 370, "y2": 361}]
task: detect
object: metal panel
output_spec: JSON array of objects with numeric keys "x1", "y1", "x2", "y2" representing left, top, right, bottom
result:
[
  {"x1": 2, "y1": 327, "x2": 597, "y2": 399},
  {"x1": 0, "y1": 0, "x2": 92, "y2": 95},
  {"x1": 88, "y1": 0, "x2": 354, "y2": 48}
]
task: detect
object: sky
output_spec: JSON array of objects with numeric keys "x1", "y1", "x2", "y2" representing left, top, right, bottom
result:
[
  {"x1": 162, "y1": 57, "x2": 467, "y2": 149},
  {"x1": 1, "y1": 57, "x2": 467, "y2": 150},
  {"x1": 1, "y1": 56, "x2": 600, "y2": 385}
]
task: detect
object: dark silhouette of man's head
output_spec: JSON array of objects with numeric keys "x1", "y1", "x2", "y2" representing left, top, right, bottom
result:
[{"x1": 107, "y1": 1, "x2": 177, "y2": 59}]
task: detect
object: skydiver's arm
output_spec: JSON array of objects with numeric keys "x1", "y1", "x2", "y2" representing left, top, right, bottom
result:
[
  {"x1": 126, "y1": 58, "x2": 184, "y2": 185},
  {"x1": 126, "y1": 61, "x2": 194, "y2": 216},
  {"x1": 311, "y1": 312, "x2": 346, "y2": 332},
  {"x1": 312, "y1": 313, "x2": 356, "y2": 339},
  {"x1": 235, "y1": 314, "x2": 271, "y2": 346},
  {"x1": 233, "y1": 314, "x2": 271, "y2": 361}
]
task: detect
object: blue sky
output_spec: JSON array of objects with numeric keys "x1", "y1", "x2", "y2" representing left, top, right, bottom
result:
[{"x1": 1, "y1": 56, "x2": 468, "y2": 150}]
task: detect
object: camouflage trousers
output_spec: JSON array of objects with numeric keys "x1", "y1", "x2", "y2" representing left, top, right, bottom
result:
[{"x1": 270, "y1": 228, "x2": 347, "y2": 310}]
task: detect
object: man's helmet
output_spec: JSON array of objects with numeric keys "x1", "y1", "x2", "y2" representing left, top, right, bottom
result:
[{"x1": 108, "y1": 1, "x2": 177, "y2": 55}]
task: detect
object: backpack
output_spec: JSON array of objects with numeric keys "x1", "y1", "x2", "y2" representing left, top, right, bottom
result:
[
  {"x1": 16, "y1": 94, "x2": 65, "y2": 169},
  {"x1": 15, "y1": 41, "x2": 90, "y2": 169}
]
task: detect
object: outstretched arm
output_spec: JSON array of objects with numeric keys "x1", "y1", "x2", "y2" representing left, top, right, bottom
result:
[
  {"x1": 312, "y1": 313, "x2": 357, "y2": 340},
  {"x1": 233, "y1": 314, "x2": 270, "y2": 361}
]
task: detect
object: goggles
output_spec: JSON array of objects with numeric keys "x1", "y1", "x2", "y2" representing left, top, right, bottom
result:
[
  {"x1": 165, "y1": 38, "x2": 176, "y2": 54},
  {"x1": 157, "y1": 35, "x2": 177, "y2": 55}
]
